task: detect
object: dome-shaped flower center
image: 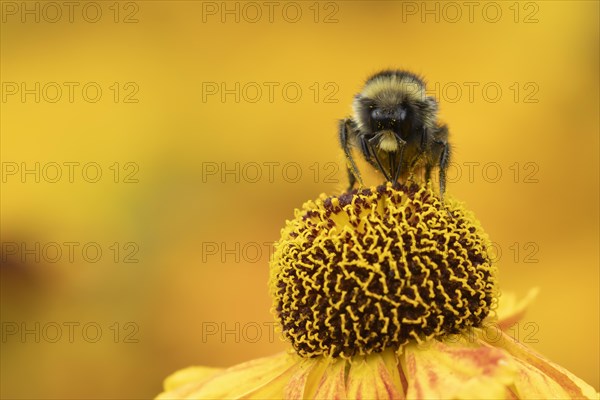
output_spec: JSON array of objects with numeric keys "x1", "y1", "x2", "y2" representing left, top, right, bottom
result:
[{"x1": 269, "y1": 183, "x2": 496, "y2": 358}]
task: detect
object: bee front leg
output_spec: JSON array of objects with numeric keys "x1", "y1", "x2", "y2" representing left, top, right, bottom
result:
[
  {"x1": 365, "y1": 132, "x2": 392, "y2": 182},
  {"x1": 391, "y1": 137, "x2": 407, "y2": 183}
]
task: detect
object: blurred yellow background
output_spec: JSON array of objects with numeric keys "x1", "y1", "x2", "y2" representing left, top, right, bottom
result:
[{"x1": 1, "y1": 1, "x2": 598, "y2": 398}]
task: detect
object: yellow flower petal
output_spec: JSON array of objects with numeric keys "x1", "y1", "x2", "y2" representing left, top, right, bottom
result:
[
  {"x1": 346, "y1": 352, "x2": 405, "y2": 399},
  {"x1": 485, "y1": 329, "x2": 599, "y2": 399},
  {"x1": 402, "y1": 335, "x2": 516, "y2": 399},
  {"x1": 243, "y1": 362, "x2": 304, "y2": 399},
  {"x1": 496, "y1": 288, "x2": 540, "y2": 331},
  {"x1": 155, "y1": 352, "x2": 295, "y2": 399},
  {"x1": 161, "y1": 366, "x2": 222, "y2": 392},
  {"x1": 157, "y1": 334, "x2": 599, "y2": 399}
]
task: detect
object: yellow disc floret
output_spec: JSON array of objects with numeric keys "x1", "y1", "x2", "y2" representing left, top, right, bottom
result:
[{"x1": 269, "y1": 183, "x2": 497, "y2": 358}]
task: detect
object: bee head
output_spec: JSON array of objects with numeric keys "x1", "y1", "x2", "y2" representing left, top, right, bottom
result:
[
  {"x1": 356, "y1": 98, "x2": 409, "y2": 134},
  {"x1": 352, "y1": 70, "x2": 439, "y2": 137}
]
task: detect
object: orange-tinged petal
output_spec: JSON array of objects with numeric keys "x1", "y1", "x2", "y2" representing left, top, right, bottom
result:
[
  {"x1": 307, "y1": 358, "x2": 347, "y2": 400},
  {"x1": 381, "y1": 349, "x2": 406, "y2": 398},
  {"x1": 511, "y1": 357, "x2": 584, "y2": 399},
  {"x1": 485, "y1": 330, "x2": 599, "y2": 399},
  {"x1": 346, "y1": 352, "x2": 404, "y2": 399},
  {"x1": 284, "y1": 358, "x2": 321, "y2": 400},
  {"x1": 402, "y1": 335, "x2": 516, "y2": 399},
  {"x1": 495, "y1": 288, "x2": 540, "y2": 331},
  {"x1": 506, "y1": 387, "x2": 519, "y2": 399}
]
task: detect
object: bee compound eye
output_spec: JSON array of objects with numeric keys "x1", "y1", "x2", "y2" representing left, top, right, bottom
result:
[
  {"x1": 398, "y1": 108, "x2": 407, "y2": 120},
  {"x1": 371, "y1": 108, "x2": 383, "y2": 120}
]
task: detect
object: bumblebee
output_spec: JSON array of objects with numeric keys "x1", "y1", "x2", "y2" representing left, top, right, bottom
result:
[{"x1": 339, "y1": 70, "x2": 451, "y2": 198}]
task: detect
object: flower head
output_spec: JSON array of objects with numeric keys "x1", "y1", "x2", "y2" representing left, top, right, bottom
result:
[
  {"x1": 270, "y1": 183, "x2": 496, "y2": 358},
  {"x1": 157, "y1": 183, "x2": 599, "y2": 399}
]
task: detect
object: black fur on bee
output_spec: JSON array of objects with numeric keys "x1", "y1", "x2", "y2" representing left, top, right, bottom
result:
[{"x1": 339, "y1": 70, "x2": 451, "y2": 200}]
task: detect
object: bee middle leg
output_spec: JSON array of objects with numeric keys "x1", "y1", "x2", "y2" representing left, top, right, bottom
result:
[
  {"x1": 437, "y1": 140, "x2": 450, "y2": 200},
  {"x1": 406, "y1": 127, "x2": 430, "y2": 185},
  {"x1": 339, "y1": 119, "x2": 363, "y2": 191},
  {"x1": 428, "y1": 136, "x2": 451, "y2": 200}
]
